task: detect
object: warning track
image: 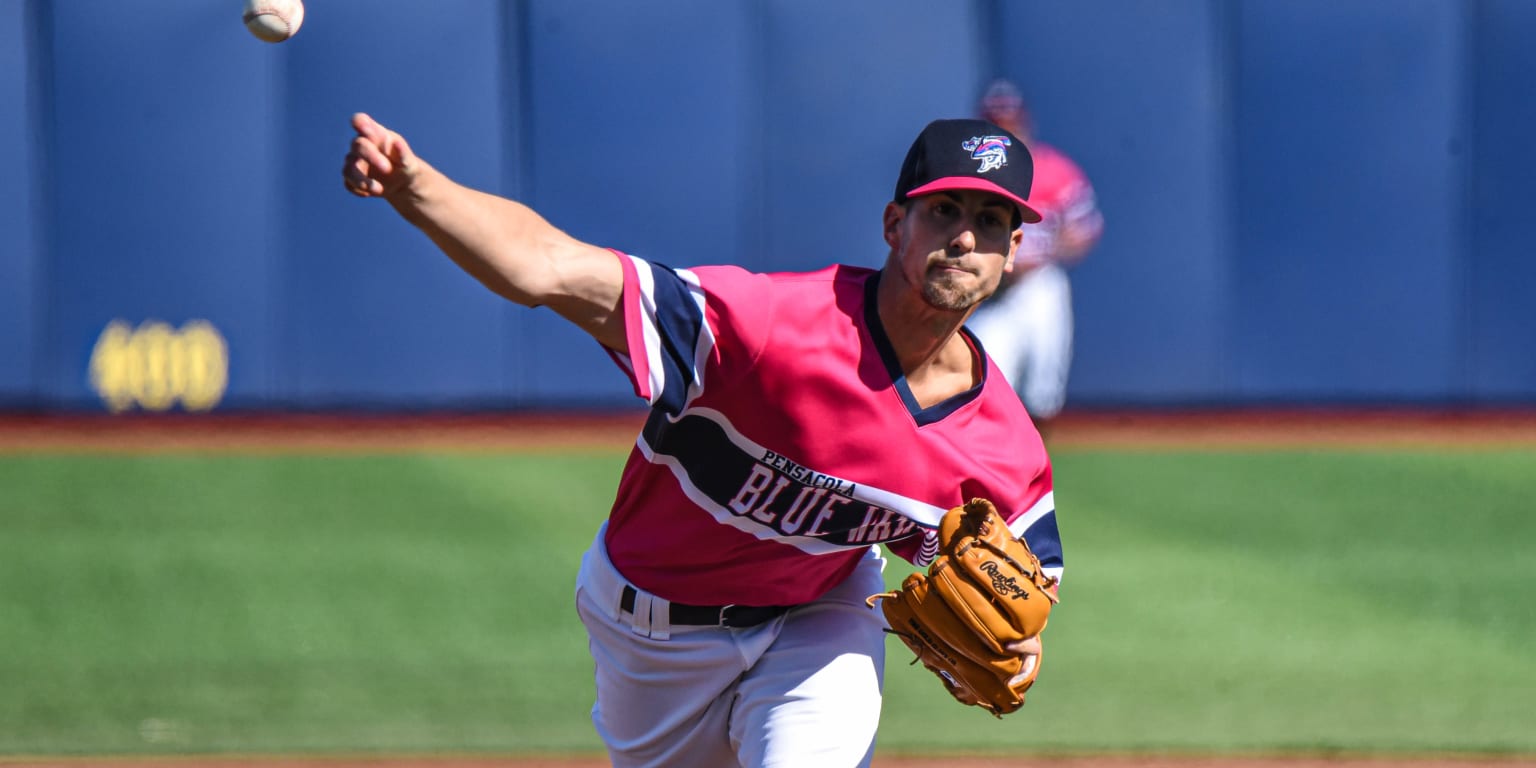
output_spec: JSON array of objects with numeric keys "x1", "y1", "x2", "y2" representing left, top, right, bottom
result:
[{"x1": 2, "y1": 408, "x2": 1534, "y2": 454}]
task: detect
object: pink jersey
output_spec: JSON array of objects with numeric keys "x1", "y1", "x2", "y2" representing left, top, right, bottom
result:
[
  {"x1": 600, "y1": 253, "x2": 1063, "y2": 606},
  {"x1": 1017, "y1": 142, "x2": 1103, "y2": 266}
]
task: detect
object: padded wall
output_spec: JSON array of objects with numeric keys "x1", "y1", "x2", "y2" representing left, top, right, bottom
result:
[
  {"x1": 0, "y1": 0, "x2": 40, "y2": 403},
  {"x1": 994, "y1": 0, "x2": 1233, "y2": 404},
  {"x1": 4, "y1": 0, "x2": 1535, "y2": 411},
  {"x1": 1468, "y1": 0, "x2": 1536, "y2": 401},
  {"x1": 43, "y1": 0, "x2": 284, "y2": 408},
  {"x1": 276, "y1": 0, "x2": 516, "y2": 408},
  {"x1": 1230, "y1": 0, "x2": 1467, "y2": 402}
]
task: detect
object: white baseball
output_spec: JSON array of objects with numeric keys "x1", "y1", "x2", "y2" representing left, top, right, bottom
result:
[{"x1": 243, "y1": 0, "x2": 305, "y2": 43}]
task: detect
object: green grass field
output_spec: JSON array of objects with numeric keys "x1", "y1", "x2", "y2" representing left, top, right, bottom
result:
[{"x1": 2, "y1": 447, "x2": 1533, "y2": 757}]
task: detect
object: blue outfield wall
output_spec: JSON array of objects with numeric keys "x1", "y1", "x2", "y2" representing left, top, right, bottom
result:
[
  {"x1": 1470, "y1": 0, "x2": 1536, "y2": 400},
  {"x1": 2, "y1": 0, "x2": 1533, "y2": 412},
  {"x1": 42, "y1": 0, "x2": 287, "y2": 410},
  {"x1": 1, "y1": 0, "x2": 39, "y2": 405},
  {"x1": 995, "y1": 1, "x2": 1234, "y2": 404},
  {"x1": 1231, "y1": 0, "x2": 1468, "y2": 402},
  {"x1": 277, "y1": 0, "x2": 516, "y2": 408}
]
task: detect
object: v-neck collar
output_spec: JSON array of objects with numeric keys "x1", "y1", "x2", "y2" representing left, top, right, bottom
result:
[{"x1": 862, "y1": 273, "x2": 987, "y2": 426}]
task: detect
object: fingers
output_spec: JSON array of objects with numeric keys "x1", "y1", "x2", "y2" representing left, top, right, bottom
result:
[
  {"x1": 351, "y1": 112, "x2": 387, "y2": 146},
  {"x1": 351, "y1": 135, "x2": 394, "y2": 176},
  {"x1": 1008, "y1": 655, "x2": 1038, "y2": 688},
  {"x1": 344, "y1": 113, "x2": 385, "y2": 197},
  {"x1": 341, "y1": 146, "x2": 371, "y2": 196},
  {"x1": 1005, "y1": 634, "x2": 1042, "y2": 688},
  {"x1": 342, "y1": 139, "x2": 386, "y2": 197},
  {"x1": 354, "y1": 112, "x2": 416, "y2": 166},
  {"x1": 343, "y1": 113, "x2": 397, "y2": 197},
  {"x1": 1004, "y1": 635, "x2": 1042, "y2": 656},
  {"x1": 343, "y1": 112, "x2": 417, "y2": 197},
  {"x1": 342, "y1": 164, "x2": 382, "y2": 196}
]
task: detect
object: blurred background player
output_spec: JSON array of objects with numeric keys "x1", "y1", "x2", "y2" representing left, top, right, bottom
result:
[{"x1": 965, "y1": 78, "x2": 1104, "y2": 437}]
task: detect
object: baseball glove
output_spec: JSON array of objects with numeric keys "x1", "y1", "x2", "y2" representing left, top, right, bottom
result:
[{"x1": 867, "y1": 498, "x2": 1058, "y2": 716}]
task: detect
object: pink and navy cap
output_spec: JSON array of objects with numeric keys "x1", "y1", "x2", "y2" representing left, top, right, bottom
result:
[{"x1": 893, "y1": 118, "x2": 1043, "y2": 226}]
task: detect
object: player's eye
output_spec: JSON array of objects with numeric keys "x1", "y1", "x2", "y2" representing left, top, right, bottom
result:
[{"x1": 977, "y1": 211, "x2": 1008, "y2": 233}]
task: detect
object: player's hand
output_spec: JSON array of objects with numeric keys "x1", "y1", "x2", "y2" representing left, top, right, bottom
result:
[
  {"x1": 343, "y1": 113, "x2": 421, "y2": 199},
  {"x1": 939, "y1": 635, "x2": 1042, "y2": 707},
  {"x1": 1004, "y1": 635, "x2": 1042, "y2": 687}
]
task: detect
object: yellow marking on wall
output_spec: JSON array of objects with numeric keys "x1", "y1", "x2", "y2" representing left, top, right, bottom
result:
[{"x1": 89, "y1": 320, "x2": 229, "y2": 412}]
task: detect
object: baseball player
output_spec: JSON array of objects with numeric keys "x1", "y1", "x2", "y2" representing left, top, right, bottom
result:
[
  {"x1": 343, "y1": 112, "x2": 1065, "y2": 767},
  {"x1": 965, "y1": 79, "x2": 1104, "y2": 435}
]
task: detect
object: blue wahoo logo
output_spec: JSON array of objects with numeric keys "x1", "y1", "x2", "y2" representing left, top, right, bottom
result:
[
  {"x1": 894, "y1": 119, "x2": 1042, "y2": 224},
  {"x1": 961, "y1": 135, "x2": 1012, "y2": 173}
]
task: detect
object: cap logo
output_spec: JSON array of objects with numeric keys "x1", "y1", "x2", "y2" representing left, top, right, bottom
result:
[{"x1": 961, "y1": 135, "x2": 1012, "y2": 174}]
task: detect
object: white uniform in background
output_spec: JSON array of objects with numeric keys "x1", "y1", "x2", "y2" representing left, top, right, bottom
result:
[{"x1": 968, "y1": 140, "x2": 1103, "y2": 422}]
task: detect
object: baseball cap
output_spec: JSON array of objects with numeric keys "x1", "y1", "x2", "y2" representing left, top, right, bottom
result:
[{"x1": 893, "y1": 118, "x2": 1043, "y2": 226}]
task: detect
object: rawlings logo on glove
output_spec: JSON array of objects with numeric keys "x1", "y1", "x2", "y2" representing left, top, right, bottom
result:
[
  {"x1": 978, "y1": 560, "x2": 1033, "y2": 599},
  {"x1": 867, "y1": 498, "x2": 1058, "y2": 716}
]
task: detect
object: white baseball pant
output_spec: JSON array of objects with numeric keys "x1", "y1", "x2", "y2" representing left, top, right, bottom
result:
[
  {"x1": 574, "y1": 523, "x2": 889, "y2": 767},
  {"x1": 968, "y1": 262, "x2": 1075, "y2": 420}
]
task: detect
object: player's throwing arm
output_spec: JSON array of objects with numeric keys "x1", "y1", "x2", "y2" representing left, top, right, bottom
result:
[{"x1": 341, "y1": 113, "x2": 626, "y2": 350}]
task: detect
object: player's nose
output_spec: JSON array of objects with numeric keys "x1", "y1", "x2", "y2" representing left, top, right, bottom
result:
[{"x1": 948, "y1": 227, "x2": 977, "y2": 253}]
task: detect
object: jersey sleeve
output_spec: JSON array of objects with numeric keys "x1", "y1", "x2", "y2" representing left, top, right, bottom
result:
[
  {"x1": 1023, "y1": 146, "x2": 1104, "y2": 264},
  {"x1": 603, "y1": 251, "x2": 770, "y2": 415},
  {"x1": 884, "y1": 462, "x2": 1064, "y2": 585},
  {"x1": 1055, "y1": 176, "x2": 1104, "y2": 243},
  {"x1": 981, "y1": 453, "x2": 1063, "y2": 583},
  {"x1": 1006, "y1": 476, "x2": 1064, "y2": 584}
]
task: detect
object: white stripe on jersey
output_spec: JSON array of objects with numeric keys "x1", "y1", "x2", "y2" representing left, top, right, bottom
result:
[
  {"x1": 1008, "y1": 491, "x2": 1055, "y2": 539},
  {"x1": 914, "y1": 531, "x2": 940, "y2": 567},
  {"x1": 626, "y1": 255, "x2": 712, "y2": 410},
  {"x1": 909, "y1": 494, "x2": 1057, "y2": 570},
  {"x1": 627, "y1": 255, "x2": 666, "y2": 406},
  {"x1": 1009, "y1": 491, "x2": 1064, "y2": 582},
  {"x1": 677, "y1": 268, "x2": 712, "y2": 411}
]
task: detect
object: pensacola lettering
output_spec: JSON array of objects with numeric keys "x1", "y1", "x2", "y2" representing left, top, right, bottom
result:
[
  {"x1": 728, "y1": 460, "x2": 920, "y2": 545},
  {"x1": 760, "y1": 450, "x2": 857, "y2": 494}
]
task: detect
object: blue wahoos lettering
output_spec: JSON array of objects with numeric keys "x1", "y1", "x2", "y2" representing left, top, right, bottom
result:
[
  {"x1": 728, "y1": 462, "x2": 918, "y2": 543},
  {"x1": 643, "y1": 410, "x2": 923, "y2": 546}
]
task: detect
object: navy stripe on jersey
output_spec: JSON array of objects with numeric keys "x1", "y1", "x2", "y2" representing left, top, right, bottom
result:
[
  {"x1": 636, "y1": 260, "x2": 710, "y2": 414},
  {"x1": 1020, "y1": 511, "x2": 1064, "y2": 574},
  {"x1": 1005, "y1": 486, "x2": 1064, "y2": 579},
  {"x1": 638, "y1": 407, "x2": 949, "y2": 555},
  {"x1": 861, "y1": 275, "x2": 984, "y2": 425}
]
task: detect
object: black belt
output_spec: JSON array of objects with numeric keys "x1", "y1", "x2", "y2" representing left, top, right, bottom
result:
[{"x1": 620, "y1": 585, "x2": 790, "y2": 628}]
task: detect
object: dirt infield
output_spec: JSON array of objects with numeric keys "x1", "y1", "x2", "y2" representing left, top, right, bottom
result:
[
  {"x1": 11, "y1": 753, "x2": 1536, "y2": 768},
  {"x1": 3, "y1": 407, "x2": 1536, "y2": 453}
]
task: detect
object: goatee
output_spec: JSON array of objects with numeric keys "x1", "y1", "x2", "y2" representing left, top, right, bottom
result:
[{"x1": 923, "y1": 272, "x2": 986, "y2": 311}]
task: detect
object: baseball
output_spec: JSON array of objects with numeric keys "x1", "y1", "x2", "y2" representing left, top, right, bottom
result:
[{"x1": 243, "y1": 0, "x2": 304, "y2": 43}]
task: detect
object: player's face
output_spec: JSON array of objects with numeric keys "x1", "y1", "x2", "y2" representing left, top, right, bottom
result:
[{"x1": 884, "y1": 191, "x2": 1023, "y2": 312}]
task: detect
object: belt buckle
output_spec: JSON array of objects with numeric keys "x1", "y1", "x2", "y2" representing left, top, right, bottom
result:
[{"x1": 716, "y1": 604, "x2": 738, "y2": 628}]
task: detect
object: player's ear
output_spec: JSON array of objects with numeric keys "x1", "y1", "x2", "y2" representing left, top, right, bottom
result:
[
  {"x1": 883, "y1": 202, "x2": 905, "y2": 248},
  {"x1": 1004, "y1": 226, "x2": 1024, "y2": 269}
]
